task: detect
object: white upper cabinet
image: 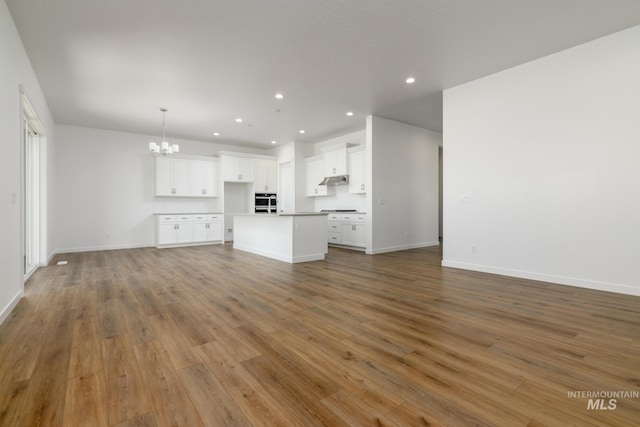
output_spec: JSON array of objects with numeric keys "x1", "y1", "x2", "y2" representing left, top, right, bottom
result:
[
  {"x1": 254, "y1": 159, "x2": 277, "y2": 192},
  {"x1": 156, "y1": 155, "x2": 217, "y2": 198},
  {"x1": 155, "y1": 157, "x2": 189, "y2": 196},
  {"x1": 323, "y1": 147, "x2": 348, "y2": 177},
  {"x1": 189, "y1": 159, "x2": 218, "y2": 197},
  {"x1": 222, "y1": 156, "x2": 254, "y2": 182},
  {"x1": 305, "y1": 156, "x2": 329, "y2": 197},
  {"x1": 348, "y1": 146, "x2": 366, "y2": 194}
]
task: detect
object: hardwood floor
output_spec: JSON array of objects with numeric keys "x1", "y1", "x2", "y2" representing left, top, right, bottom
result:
[{"x1": 1, "y1": 244, "x2": 639, "y2": 426}]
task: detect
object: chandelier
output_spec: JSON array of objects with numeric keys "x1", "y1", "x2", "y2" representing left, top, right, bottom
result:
[{"x1": 148, "y1": 108, "x2": 179, "y2": 155}]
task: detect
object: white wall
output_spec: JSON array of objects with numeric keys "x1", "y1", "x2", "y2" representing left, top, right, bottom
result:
[
  {"x1": 0, "y1": 1, "x2": 56, "y2": 322},
  {"x1": 442, "y1": 25, "x2": 640, "y2": 296},
  {"x1": 367, "y1": 116, "x2": 441, "y2": 254},
  {"x1": 55, "y1": 125, "x2": 266, "y2": 252}
]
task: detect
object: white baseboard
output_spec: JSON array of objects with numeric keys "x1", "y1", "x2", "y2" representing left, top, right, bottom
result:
[
  {"x1": 55, "y1": 242, "x2": 154, "y2": 254},
  {"x1": 441, "y1": 259, "x2": 640, "y2": 297},
  {"x1": 0, "y1": 290, "x2": 24, "y2": 326},
  {"x1": 46, "y1": 250, "x2": 57, "y2": 266},
  {"x1": 366, "y1": 240, "x2": 440, "y2": 255},
  {"x1": 233, "y1": 244, "x2": 324, "y2": 264}
]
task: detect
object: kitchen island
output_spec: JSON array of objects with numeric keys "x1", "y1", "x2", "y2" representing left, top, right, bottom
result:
[{"x1": 233, "y1": 213, "x2": 328, "y2": 263}]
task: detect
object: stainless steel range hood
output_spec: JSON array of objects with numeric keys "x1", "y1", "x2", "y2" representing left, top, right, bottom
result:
[{"x1": 319, "y1": 175, "x2": 349, "y2": 186}]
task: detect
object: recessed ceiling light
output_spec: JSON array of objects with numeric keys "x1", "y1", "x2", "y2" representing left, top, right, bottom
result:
[
  {"x1": 271, "y1": 140, "x2": 277, "y2": 144},
  {"x1": 299, "y1": 130, "x2": 305, "y2": 134},
  {"x1": 346, "y1": 111, "x2": 354, "y2": 116},
  {"x1": 405, "y1": 77, "x2": 416, "y2": 84},
  {"x1": 235, "y1": 118, "x2": 243, "y2": 123},
  {"x1": 275, "y1": 93, "x2": 284, "y2": 99},
  {"x1": 213, "y1": 132, "x2": 219, "y2": 136}
]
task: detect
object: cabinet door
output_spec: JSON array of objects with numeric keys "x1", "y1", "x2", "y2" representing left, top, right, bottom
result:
[
  {"x1": 155, "y1": 157, "x2": 174, "y2": 196},
  {"x1": 208, "y1": 221, "x2": 222, "y2": 241},
  {"x1": 239, "y1": 158, "x2": 255, "y2": 182},
  {"x1": 352, "y1": 223, "x2": 367, "y2": 247},
  {"x1": 349, "y1": 150, "x2": 366, "y2": 194},
  {"x1": 203, "y1": 160, "x2": 218, "y2": 197},
  {"x1": 223, "y1": 157, "x2": 254, "y2": 182},
  {"x1": 192, "y1": 218, "x2": 208, "y2": 242},
  {"x1": 324, "y1": 148, "x2": 348, "y2": 177},
  {"x1": 324, "y1": 150, "x2": 338, "y2": 177},
  {"x1": 306, "y1": 159, "x2": 328, "y2": 197},
  {"x1": 176, "y1": 222, "x2": 193, "y2": 243},
  {"x1": 158, "y1": 223, "x2": 177, "y2": 245},
  {"x1": 222, "y1": 157, "x2": 236, "y2": 182},
  {"x1": 255, "y1": 160, "x2": 277, "y2": 192},
  {"x1": 189, "y1": 160, "x2": 205, "y2": 197},
  {"x1": 341, "y1": 223, "x2": 354, "y2": 245},
  {"x1": 172, "y1": 159, "x2": 190, "y2": 196}
]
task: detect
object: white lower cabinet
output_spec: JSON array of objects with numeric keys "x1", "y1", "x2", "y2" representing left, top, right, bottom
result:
[
  {"x1": 193, "y1": 214, "x2": 223, "y2": 242},
  {"x1": 327, "y1": 213, "x2": 367, "y2": 249},
  {"x1": 155, "y1": 214, "x2": 223, "y2": 248},
  {"x1": 327, "y1": 214, "x2": 343, "y2": 244}
]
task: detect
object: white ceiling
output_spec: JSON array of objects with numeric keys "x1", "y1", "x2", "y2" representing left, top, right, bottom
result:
[{"x1": 7, "y1": 0, "x2": 640, "y2": 148}]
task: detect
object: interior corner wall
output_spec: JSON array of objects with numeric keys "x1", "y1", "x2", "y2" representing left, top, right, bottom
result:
[
  {"x1": 442, "y1": 25, "x2": 640, "y2": 296},
  {"x1": 367, "y1": 116, "x2": 441, "y2": 254},
  {"x1": 1, "y1": 1, "x2": 56, "y2": 322}
]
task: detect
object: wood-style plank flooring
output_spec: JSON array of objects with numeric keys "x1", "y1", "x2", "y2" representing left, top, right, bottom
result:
[{"x1": 1, "y1": 244, "x2": 639, "y2": 426}]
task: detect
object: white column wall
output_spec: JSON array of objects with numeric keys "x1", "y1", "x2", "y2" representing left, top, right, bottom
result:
[
  {"x1": 367, "y1": 116, "x2": 441, "y2": 254},
  {"x1": 442, "y1": 25, "x2": 640, "y2": 295}
]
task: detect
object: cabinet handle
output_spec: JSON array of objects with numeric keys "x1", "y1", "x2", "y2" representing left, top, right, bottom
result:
[{"x1": 238, "y1": 174, "x2": 242, "y2": 180}]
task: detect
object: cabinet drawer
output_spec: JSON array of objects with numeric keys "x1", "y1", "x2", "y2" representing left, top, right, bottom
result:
[
  {"x1": 176, "y1": 215, "x2": 193, "y2": 222},
  {"x1": 157, "y1": 215, "x2": 177, "y2": 223},
  {"x1": 328, "y1": 221, "x2": 342, "y2": 231},
  {"x1": 327, "y1": 214, "x2": 343, "y2": 221},
  {"x1": 192, "y1": 214, "x2": 207, "y2": 221},
  {"x1": 355, "y1": 215, "x2": 367, "y2": 222},
  {"x1": 207, "y1": 215, "x2": 222, "y2": 221},
  {"x1": 328, "y1": 232, "x2": 342, "y2": 244}
]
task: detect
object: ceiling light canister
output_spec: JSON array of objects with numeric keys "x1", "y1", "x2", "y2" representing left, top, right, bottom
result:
[{"x1": 405, "y1": 77, "x2": 416, "y2": 84}]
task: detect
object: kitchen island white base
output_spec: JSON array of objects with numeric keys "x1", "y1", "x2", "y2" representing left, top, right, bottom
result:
[{"x1": 233, "y1": 213, "x2": 328, "y2": 263}]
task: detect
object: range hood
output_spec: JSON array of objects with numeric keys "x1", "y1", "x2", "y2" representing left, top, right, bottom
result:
[{"x1": 319, "y1": 175, "x2": 349, "y2": 186}]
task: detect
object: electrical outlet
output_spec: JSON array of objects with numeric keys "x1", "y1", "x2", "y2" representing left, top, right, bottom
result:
[
  {"x1": 405, "y1": 232, "x2": 410, "y2": 239},
  {"x1": 472, "y1": 245, "x2": 478, "y2": 254}
]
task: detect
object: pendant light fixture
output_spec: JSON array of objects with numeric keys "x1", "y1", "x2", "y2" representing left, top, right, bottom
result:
[{"x1": 149, "y1": 108, "x2": 179, "y2": 155}]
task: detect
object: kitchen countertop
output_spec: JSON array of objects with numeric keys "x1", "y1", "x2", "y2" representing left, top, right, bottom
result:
[{"x1": 153, "y1": 212, "x2": 224, "y2": 215}]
